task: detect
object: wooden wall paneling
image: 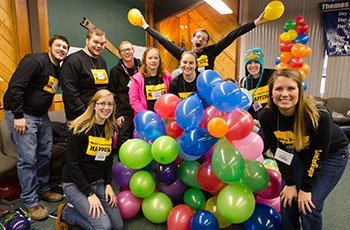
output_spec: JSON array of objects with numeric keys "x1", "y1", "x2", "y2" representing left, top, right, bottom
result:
[
  {"x1": 37, "y1": 0, "x2": 49, "y2": 52},
  {"x1": 13, "y1": 0, "x2": 31, "y2": 60},
  {"x1": 157, "y1": 0, "x2": 239, "y2": 78}
]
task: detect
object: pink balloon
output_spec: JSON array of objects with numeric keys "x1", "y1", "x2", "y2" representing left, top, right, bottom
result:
[
  {"x1": 199, "y1": 105, "x2": 226, "y2": 128},
  {"x1": 255, "y1": 196, "x2": 281, "y2": 213},
  {"x1": 254, "y1": 169, "x2": 282, "y2": 199},
  {"x1": 225, "y1": 109, "x2": 254, "y2": 141},
  {"x1": 232, "y1": 132, "x2": 264, "y2": 160},
  {"x1": 167, "y1": 204, "x2": 193, "y2": 230},
  {"x1": 116, "y1": 190, "x2": 142, "y2": 219},
  {"x1": 255, "y1": 154, "x2": 265, "y2": 164}
]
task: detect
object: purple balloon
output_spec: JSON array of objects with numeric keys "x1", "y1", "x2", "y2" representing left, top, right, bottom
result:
[
  {"x1": 112, "y1": 162, "x2": 138, "y2": 187},
  {"x1": 151, "y1": 161, "x2": 179, "y2": 185},
  {"x1": 5, "y1": 216, "x2": 30, "y2": 230},
  {"x1": 157, "y1": 178, "x2": 187, "y2": 201}
]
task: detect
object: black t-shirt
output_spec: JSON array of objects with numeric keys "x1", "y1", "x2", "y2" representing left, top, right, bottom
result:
[
  {"x1": 144, "y1": 76, "x2": 165, "y2": 111},
  {"x1": 169, "y1": 73, "x2": 197, "y2": 99}
]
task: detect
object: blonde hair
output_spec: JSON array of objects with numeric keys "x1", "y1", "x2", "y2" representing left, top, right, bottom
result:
[
  {"x1": 70, "y1": 89, "x2": 116, "y2": 138},
  {"x1": 140, "y1": 47, "x2": 167, "y2": 78},
  {"x1": 267, "y1": 69, "x2": 324, "y2": 151}
]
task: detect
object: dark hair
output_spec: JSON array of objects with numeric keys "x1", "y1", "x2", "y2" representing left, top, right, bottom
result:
[
  {"x1": 86, "y1": 27, "x2": 105, "y2": 39},
  {"x1": 192, "y1": 29, "x2": 210, "y2": 42},
  {"x1": 49, "y1": 35, "x2": 70, "y2": 49}
]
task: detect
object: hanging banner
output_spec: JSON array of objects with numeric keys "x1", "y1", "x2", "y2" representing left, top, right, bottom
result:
[{"x1": 319, "y1": 1, "x2": 350, "y2": 56}]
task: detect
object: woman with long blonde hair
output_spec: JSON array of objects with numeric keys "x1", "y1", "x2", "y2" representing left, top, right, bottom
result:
[
  {"x1": 56, "y1": 89, "x2": 123, "y2": 230},
  {"x1": 259, "y1": 69, "x2": 349, "y2": 229}
]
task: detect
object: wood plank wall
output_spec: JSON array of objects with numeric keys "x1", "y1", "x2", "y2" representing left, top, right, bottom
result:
[{"x1": 157, "y1": 0, "x2": 239, "y2": 79}]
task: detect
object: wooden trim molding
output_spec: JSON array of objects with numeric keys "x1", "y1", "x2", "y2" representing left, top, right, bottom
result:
[
  {"x1": 37, "y1": 0, "x2": 50, "y2": 52},
  {"x1": 13, "y1": 0, "x2": 32, "y2": 59}
]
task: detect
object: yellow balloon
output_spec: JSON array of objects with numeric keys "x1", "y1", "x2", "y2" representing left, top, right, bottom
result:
[
  {"x1": 287, "y1": 29, "x2": 298, "y2": 41},
  {"x1": 279, "y1": 32, "x2": 290, "y2": 42},
  {"x1": 264, "y1": 1, "x2": 285, "y2": 21},
  {"x1": 204, "y1": 196, "x2": 232, "y2": 228},
  {"x1": 127, "y1": 8, "x2": 142, "y2": 26}
]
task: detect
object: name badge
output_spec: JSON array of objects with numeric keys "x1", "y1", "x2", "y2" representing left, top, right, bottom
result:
[
  {"x1": 95, "y1": 151, "x2": 106, "y2": 161},
  {"x1": 275, "y1": 148, "x2": 294, "y2": 165},
  {"x1": 252, "y1": 101, "x2": 262, "y2": 111}
]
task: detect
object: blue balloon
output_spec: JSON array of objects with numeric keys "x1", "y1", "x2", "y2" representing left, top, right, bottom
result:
[
  {"x1": 175, "y1": 94, "x2": 204, "y2": 130},
  {"x1": 134, "y1": 110, "x2": 166, "y2": 141},
  {"x1": 275, "y1": 56, "x2": 281, "y2": 65},
  {"x1": 211, "y1": 82, "x2": 242, "y2": 112},
  {"x1": 180, "y1": 128, "x2": 218, "y2": 156},
  {"x1": 244, "y1": 203, "x2": 282, "y2": 230},
  {"x1": 5, "y1": 216, "x2": 31, "y2": 230},
  {"x1": 302, "y1": 81, "x2": 307, "y2": 91},
  {"x1": 294, "y1": 34, "x2": 309, "y2": 44},
  {"x1": 178, "y1": 144, "x2": 201, "y2": 161},
  {"x1": 191, "y1": 210, "x2": 219, "y2": 230},
  {"x1": 239, "y1": 88, "x2": 253, "y2": 110},
  {"x1": 196, "y1": 70, "x2": 223, "y2": 103}
]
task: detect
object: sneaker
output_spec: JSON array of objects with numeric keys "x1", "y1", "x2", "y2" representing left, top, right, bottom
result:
[
  {"x1": 27, "y1": 204, "x2": 48, "y2": 221},
  {"x1": 56, "y1": 203, "x2": 69, "y2": 230},
  {"x1": 40, "y1": 190, "x2": 63, "y2": 202}
]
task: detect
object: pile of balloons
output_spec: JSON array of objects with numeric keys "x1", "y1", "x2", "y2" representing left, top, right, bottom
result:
[
  {"x1": 276, "y1": 15, "x2": 312, "y2": 82},
  {"x1": 114, "y1": 69, "x2": 282, "y2": 228}
]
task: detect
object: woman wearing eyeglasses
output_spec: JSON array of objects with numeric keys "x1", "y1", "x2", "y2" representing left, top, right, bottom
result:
[{"x1": 56, "y1": 89, "x2": 123, "y2": 230}]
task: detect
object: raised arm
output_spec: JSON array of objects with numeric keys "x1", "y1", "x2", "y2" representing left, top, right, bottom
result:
[{"x1": 140, "y1": 14, "x2": 184, "y2": 60}]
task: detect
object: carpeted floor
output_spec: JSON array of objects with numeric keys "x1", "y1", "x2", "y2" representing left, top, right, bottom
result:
[{"x1": 1, "y1": 160, "x2": 349, "y2": 229}]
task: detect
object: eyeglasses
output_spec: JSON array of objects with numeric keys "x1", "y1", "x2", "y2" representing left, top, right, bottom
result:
[
  {"x1": 120, "y1": 47, "x2": 132, "y2": 53},
  {"x1": 96, "y1": 102, "x2": 114, "y2": 107},
  {"x1": 194, "y1": 34, "x2": 208, "y2": 42}
]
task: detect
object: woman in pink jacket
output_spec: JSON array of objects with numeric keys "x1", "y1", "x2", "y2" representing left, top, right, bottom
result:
[{"x1": 129, "y1": 47, "x2": 171, "y2": 114}]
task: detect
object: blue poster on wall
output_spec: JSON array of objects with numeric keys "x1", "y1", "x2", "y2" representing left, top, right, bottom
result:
[{"x1": 319, "y1": 1, "x2": 350, "y2": 56}]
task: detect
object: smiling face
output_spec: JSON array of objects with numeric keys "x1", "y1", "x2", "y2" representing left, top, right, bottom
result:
[
  {"x1": 191, "y1": 31, "x2": 209, "y2": 53},
  {"x1": 180, "y1": 53, "x2": 197, "y2": 80},
  {"x1": 272, "y1": 76, "x2": 299, "y2": 116},
  {"x1": 94, "y1": 94, "x2": 114, "y2": 124},
  {"x1": 85, "y1": 33, "x2": 106, "y2": 58},
  {"x1": 246, "y1": 61, "x2": 261, "y2": 78},
  {"x1": 119, "y1": 42, "x2": 134, "y2": 63},
  {"x1": 145, "y1": 48, "x2": 160, "y2": 74},
  {"x1": 48, "y1": 39, "x2": 69, "y2": 64}
]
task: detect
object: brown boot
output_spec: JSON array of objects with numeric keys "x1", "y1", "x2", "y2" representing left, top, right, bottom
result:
[
  {"x1": 27, "y1": 204, "x2": 48, "y2": 221},
  {"x1": 40, "y1": 190, "x2": 63, "y2": 202},
  {"x1": 56, "y1": 203, "x2": 69, "y2": 230}
]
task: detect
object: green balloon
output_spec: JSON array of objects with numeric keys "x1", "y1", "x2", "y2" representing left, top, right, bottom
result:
[
  {"x1": 217, "y1": 184, "x2": 255, "y2": 224},
  {"x1": 178, "y1": 161, "x2": 201, "y2": 189},
  {"x1": 263, "y1": 159, "x2": 278, "y2": 167},
  {"x1": 239, "y1": 160, "x2": 269, "y2": 192},
  {"x1": 119, "y1": 139, "x2": 152, "y2": 169},
  {"x1": 142, "y1": 192, "x2": 173, "y2": 223},
  {"x1": 284, "y1": 19, "x2": 296, "y2": 31},
  {"x1": 151, "y1": 136, "x2": 179, "y2": 164},
  {"x1": 129, "y1": 171, "x2": 155, "y2": 198},
  {"x1": 183, "y1": 188, "x2": 206, "y2": 210},
  {"x1": 212, "y1": 138, "x2": 245, "y2": 183}
]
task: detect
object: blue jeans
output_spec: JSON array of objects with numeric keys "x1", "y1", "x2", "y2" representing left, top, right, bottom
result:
[
  {"x1": 62, "y1": 181, "x2": 123, "y2": 230},
  {"x1": 4, "y1": 111, "x2": 52, "y2": 208},
  {"x1": 281, "y1": 145, "x2": 349, "y2": 230}
]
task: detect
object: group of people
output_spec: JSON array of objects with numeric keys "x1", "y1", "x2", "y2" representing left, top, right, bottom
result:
[{"x1": 3, "y1": 8, "x2": 348, "y2": 230}]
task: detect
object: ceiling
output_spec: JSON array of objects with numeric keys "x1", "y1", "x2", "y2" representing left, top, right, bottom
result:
[{"x1": 153, "y1": 0, "x2": 202, "y2": 23}]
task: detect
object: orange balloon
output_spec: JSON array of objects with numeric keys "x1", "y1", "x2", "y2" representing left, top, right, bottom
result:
[
  {"x1": 275, "y1": 62, "x2": 291, "y2": 70},
  {"x1": 298, "y1": 69, "x2": 306, "y2": 80},
  {"x1": 280, "y1": 52, "x2": 293, "y2": 63},
  {"x1": 127, "y1": 8, "x2": 142, "y2": 26},
  {"x1": 291, "y1": 43, "x2": 305, "y2": 57},
  {"x1": 299, "y1": 63, "x2": 310, "y2": 74},
  {"x1": 207, "y1": 117, "x2": 228, "y2": 138},
  {"x1": 302, "y1": 45, "x2": 312, "y2": 58}
]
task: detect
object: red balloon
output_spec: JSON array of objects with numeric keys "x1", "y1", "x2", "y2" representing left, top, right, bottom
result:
[
  {"x1": 199, "y1": 105, "x2": 226, "y2": 129},
  {"x1": 279, "y1": 41, "x2": 294, "y2": 52},
  {"x1": 296, "y1": 21, "x2": 309, "y2": 34},
  {"x1": 294, "y1": 15, "x2": 305, "y2": 24},
  {"x1": 225, "y1": 109, "x2": 254, "y2": 141},
  {"x1": 290, "y1": 57, "x2": 304, "y2": 69},
  {"x1": 154, "y1": 93, "x2": 181, "y2": 119},
  {"x1": 254, "y1": 169, "x2": 282, "y2": 199},
  {"x1": 167, "y1": 204, "x2": 194, "y2": 230},
  {"x1": 197, "y1": 160, "x2": 226, "y2": 194},
  {"x1": 166, "y1": 119, "x2": 184, "y2": 138}
]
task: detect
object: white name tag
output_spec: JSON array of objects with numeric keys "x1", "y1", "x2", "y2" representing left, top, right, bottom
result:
[
  {"x1": 127, "y1": 80, "x2": 131, "y2": 88},
  {"x1": 95, "y1": 151, "x2": 106, "y2": 161},
  {"x1": 252, "y1": 101, "x2": 262, "y2": 111},
  {"x1": 275, "y1": 148, "x2": 294, "y2": 165}
]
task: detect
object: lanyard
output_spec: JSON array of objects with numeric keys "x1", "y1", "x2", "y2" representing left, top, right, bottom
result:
[{"x1": 245, "y1": 73, "x2": 263, "y2": 98}]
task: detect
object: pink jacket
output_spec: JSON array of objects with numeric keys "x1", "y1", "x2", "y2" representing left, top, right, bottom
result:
[{"x1": 128, "y1": 71, "x2": 172, "y2": 115}]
